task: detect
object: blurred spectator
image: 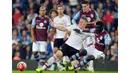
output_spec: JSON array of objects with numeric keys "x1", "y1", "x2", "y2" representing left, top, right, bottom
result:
[
  {"x1": 74, "y1": 4, "x2": 81, "y2": 17},
  {"x1": 106, "y1": 49, "x2": 112, "y2": 60},
  {"x1": 25, "y1": 45, "x2": 32, "y2": 60},
  {"x1": 113, "y1": 11, "x2": 118, "y2": 29},
  {"x1": 96, "y1": 8, "x2": 103, "y2": 19},
  {"x1": 52, "y1": 0, "x2": 59, "y2": 9},
  {"x1": 90, "y1": 3, "x2": 95, "y2": 10},
  {"x1": 29, "y1": 2, "x2": 34, "y2": 10},
  {"x1": 64, "y1": 5, "x2": 73, "y2": 19},
  {"x1": 110, "y1": 31, "x2": 116, "y2": 44},
  {"x1": 13, "y1": 51, "x2": 21, "y2": 60},
  {"x1": 20, "y1": 29, "x2": 32, "y2": 59},
  {"x1": 12, "y1": 29, "x2": 19, "y2": 45},
  {"x1": 13, "y1": 8, "x2": 21, "y2": 25},
  {"x1": 98, "y1": 2, "x2": 106, "y2": 13},
  {"x1": 12, "y1": 41, "x2": 22, "y2": 60},
  {"x1": 13, "y1": 0, "x2": 23, "y2": 11},
  {"x1": 69, "y1": 0, "x2": 79, "y2": 12},
  {"x1": 19, "y1": 15, "x2": 25, "y2": 26},
  {"x1": 21, "y1": 29, "x2": 31, "y2": 46},
  {"x1": 110, "y1": 42, "x2": 118, "y2": 61},
  {"x1": 25, "y1": 20, "x2": 31, "y2": 35},
  {"x1": 103, "y1": 10, "x2": 114, "y2": 32},
  {"x1": 27, "y1": 9, "x2": 38, "y2": 24},
  {"x1": 49, "y1": 9, "x2": 58, "y2": 20}
]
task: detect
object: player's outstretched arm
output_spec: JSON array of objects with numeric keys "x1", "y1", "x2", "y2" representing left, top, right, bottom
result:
[
  {"x1": 31, "y1": 17, "x2": 36, "y2": 42},
  {"x1": 73, "y1": 28, "x2": 95, "y2": 33},
  {"x1": 54, "y1": 25, "x2": 68, "y2": 31}
]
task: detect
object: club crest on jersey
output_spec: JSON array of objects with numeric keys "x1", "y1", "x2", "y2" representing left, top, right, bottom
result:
[
  {"x1": 44, "y1": 20, "x2": 47, "y2": 23},
  {"x1": 90, "y1": 14, "x2": 94, "y2": 18},
  {"x1": 39, "y1": 23, "x2": 44, "y2": 27}
]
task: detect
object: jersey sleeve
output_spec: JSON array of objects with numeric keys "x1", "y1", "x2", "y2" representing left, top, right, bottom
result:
[
  {"x1": 104, "y1": 34, "x2": 111, "y2": 45},
  {"x1": 94, "y1": 10, "x2": 100, "y2": 20},
  {"x1": 72, "y1": 11, "x2": 80, "y2": 25},
  {"x1": 66, "y1": 25, "x2": 76, "y2": 31},
  {"x1": 31, "y1": 17, "x2": 36, "y2": 26}
]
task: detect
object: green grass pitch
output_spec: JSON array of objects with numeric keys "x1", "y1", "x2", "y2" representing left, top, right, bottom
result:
[{"x1": 12, "y1": 70, "x2": 118, "y2": 73}]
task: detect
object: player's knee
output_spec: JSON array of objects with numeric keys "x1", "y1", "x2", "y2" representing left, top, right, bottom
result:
[
  {"x1": 79, "y1": 49, "x2": 87, "y2": 56},
  {"x1": 53, "y1": 47, "x2": 58, "y2": 53},
  {"x1": 97, "y1": 53, "x2": 105, "y2": 60},
  {"x1": 86, "y1": 55, "x2": 95, "y2": 62},
  {"x1": 55, "y1": 50, "x2": 63, "y2": 59}
]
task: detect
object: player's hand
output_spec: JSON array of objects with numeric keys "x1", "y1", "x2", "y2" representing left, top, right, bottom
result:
[
  {"x1": 73, "y1": 29, "x2": 81, "y2": 33},
  {"x1": 63, "y1": 36, "x2": 67, "y2": 41},
  {"x1": 50, "y1": 20, "x2": 55, "y2": 27},
  {"x1": 31, "y1": 37, "x2": 36, "y2": 42}
]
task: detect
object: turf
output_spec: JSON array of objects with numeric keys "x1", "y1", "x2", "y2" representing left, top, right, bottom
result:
[{"x1": 12, "y1": 70, "x2": 118, "y2": 73}]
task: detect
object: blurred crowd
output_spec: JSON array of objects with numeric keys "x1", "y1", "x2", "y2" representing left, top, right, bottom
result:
[{"x1": 12, "y1": 0, "x2": 118, "y2": 61}]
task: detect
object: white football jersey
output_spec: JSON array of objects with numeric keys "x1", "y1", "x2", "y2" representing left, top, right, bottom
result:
[
  {"x1": 54, "y1": 14, "x2": 71, "y2": 39},
  {"x1": 65, "y1": 25, "x2": 93, "y2": 50}
]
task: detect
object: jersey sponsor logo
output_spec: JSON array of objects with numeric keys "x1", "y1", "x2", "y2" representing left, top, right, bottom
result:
[
  {"x1": 81, "y1": 15, "x2": 86, "y2": 17},
  {"x1": 36, "y1": 20, "x2": 41, "y2": 23},
  {"x1": 36, "y1": 25, "x2": 44, "y2": 29},
  {"x1": 39, "y1": 23, "x2": 44, "y2": 27},
  {"x1": 36, "y1": 22, "x2": 45, "y2": 29}
]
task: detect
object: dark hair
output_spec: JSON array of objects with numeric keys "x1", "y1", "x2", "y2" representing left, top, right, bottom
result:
[
  {"x1": 96, "y1": 21, "x2": 104, "y2": 27},
  {"x1": 81, "y1": 0, "x2": 90, "y2": 4},
  {"x1": 80, "y1": 16, "x2": 88, "y2": 22},
  {"x1": 49, "y1": 9, "x2": 58, "y2": 15},
  {"x1": 40, "y1": 4, "x2": 46, "y2": 9},
  {"x1": 57, "y1": 5, "x2": 63, "y2": 9}
]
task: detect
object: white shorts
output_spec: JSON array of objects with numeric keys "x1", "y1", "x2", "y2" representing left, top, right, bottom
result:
[
  {"x1": 32, "y1": 41, "x2": 47, "y2": 52},
  {"x1": 85, "y1": 45, "x2": 104, "y2": 59}
]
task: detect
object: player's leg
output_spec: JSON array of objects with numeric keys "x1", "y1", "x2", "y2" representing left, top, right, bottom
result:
[
  {"x1": 92, "y1": 49, "x2": 105, "y2": 66},
  {"x1": 49, "y1": 50, "x2": 64, "y2": 71},
  {"x1": 71, "y1": 55, "x2": 95, "y2": 70},
  {"x1": 71, "y1": 60, "x2": 79, "y2": 67},
  {"x1": 63, "y1": 49, "x2": 87, "y2": 66},
  {"x1": 37, "y1": 42, "x2": 64, "y2": 72},
  {"x1": 53, "y1": 39, "x2": 64, "y2": 53},
  {"x1": 39, "y1": 41, "x2": 48, "y2": 66},
  {"x1": 85, "y1": 46, "x2": 95, "y2": 72},
  {"x1": 37, "y1": 50, "x2": 63, "y2": 71},
  {"x1": 32, "y1": 42, "x2": 40, "y2": 62},
  {"x1": 86, "y1": 60, "x2": 94, "y2": 73}
]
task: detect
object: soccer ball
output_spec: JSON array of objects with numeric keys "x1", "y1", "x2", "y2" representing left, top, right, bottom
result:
[{"x1": 17, "y1": 61, "x2": 27, "y2": 71}]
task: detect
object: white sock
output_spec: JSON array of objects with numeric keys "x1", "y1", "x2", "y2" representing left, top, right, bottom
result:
[
  {"x1": 88, "y1": 60, "x2": 94, "y2": 70},
  {"x1": 42, "y1": 64, "x2": 47, "y2": 70}
]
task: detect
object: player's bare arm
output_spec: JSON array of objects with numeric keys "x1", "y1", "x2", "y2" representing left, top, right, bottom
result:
[{"x1": 31, "y1": 26, "x2": 36, "y2": 42}]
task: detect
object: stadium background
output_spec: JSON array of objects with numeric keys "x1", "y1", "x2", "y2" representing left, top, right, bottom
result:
[{"x1": 12, "y1": 0, "x2": 118, "y2": 72}]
